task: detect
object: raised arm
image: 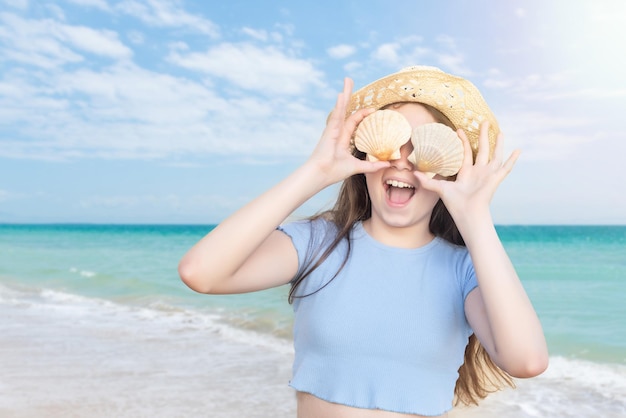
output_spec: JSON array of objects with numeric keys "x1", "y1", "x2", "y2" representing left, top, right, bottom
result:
[
  {"x1": 415, "y1": 123, "x2": 549, "y2": 378},
  {"x1": 178, "y1": 79, "x2": 389, "y2": 295}
]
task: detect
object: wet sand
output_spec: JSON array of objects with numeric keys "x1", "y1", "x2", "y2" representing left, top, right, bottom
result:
[{"x1": 0, "y1": 301, "x2": 296, "y2": 418}]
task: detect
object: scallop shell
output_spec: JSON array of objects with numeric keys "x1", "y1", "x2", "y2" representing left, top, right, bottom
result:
[
  {"x1": 354, "y1": 110, "x2": 411, "y2": 161},
  {"x1": 408, "y1": 123, "x2": 463, "y2": 178}
]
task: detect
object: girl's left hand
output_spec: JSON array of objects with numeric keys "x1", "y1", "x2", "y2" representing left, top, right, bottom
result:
[{"x1": 413, "y1": 121, "x2": 520, "y2": 225}]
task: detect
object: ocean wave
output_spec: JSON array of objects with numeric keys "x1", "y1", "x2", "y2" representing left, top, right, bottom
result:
[
  {"x1": 467, "y1": 356, "x2": 626, "y2": 417},
  {"x1": 538, "y1": 356, "x2": 626, "y2": 405},
  {"x1": 69, "y1": 267, "x2": 97, "y2": 278},
  {"x1": 0, "y1": 282, "x2": 293, "y2": 355},
  {"x1": 2, "y1": 281, "x2": 625, "y2": 416}
]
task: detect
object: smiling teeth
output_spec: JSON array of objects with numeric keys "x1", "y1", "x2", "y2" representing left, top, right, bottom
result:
[{"x1": 386, "y1": 180, "x2": 414, "y2": 188}]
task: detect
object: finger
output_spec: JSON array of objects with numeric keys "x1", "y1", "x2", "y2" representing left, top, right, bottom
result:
[
  {"x1": 357, "y1": 160, "x2": 391, "y2": 174},
  {"x1": 475, "y1": 121, "x2": 490, "y2": 165},
  {"x1": 342, "y1": 77, "x2": 354, "y2": 106},
  {"x1": 491, "y1": 132, "x2": 505, "y2": 166},
  {"x1": 336, "y1": 78, "x2": 353, "y2": 117},
  {"x1": 327, "y1": 78, "x2": 355, "y2": 126},
  {"x1": 348, "y1": 107, "x2": 375, "y2": 123},
  {"x1": 413, "y1": 170, "x2": 443, "y2": 194},
  {"x1": 501, "y1": 149, "x2": 521, "y2": 175},
  {"x1": 343, "y1": 107, "x2": 375, "y2": 138},
  {"x1": 326, "y1": 97, "x2": 344, "y2": 128},
  {"x1": 456, "y1": 129, "x2": 474, "y2": 168}
]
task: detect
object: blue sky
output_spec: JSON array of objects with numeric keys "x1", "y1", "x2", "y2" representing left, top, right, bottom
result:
[{"x1": 1, "y1": 0, "x2": 625, "y2": 224}]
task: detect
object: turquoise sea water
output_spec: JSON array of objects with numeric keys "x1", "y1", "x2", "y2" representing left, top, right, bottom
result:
[{"x1": 1, "y1": 224, "x2": 625, "y2": 416}]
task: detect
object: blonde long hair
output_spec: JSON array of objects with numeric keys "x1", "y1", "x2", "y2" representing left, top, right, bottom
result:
[{"x1": 288, "y1": 103, "x2": 514, "y2": 405}]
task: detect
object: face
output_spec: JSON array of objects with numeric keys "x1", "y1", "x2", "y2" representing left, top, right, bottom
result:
[{"x1": 364, "y1": 103, "x2": 441, "y2": 240}]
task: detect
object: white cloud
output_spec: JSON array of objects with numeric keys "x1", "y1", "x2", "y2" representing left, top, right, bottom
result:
[
  {"x1": 372, "y1": 42, "x2": 400, "y2": 63},
  {"x1": 240, "y1": 26, "x2": 285, "y2": 43},
  {"x1": 64, "y1": 0, "x2": 219, "y2": 36},
  {"x1": 168, "y1": 42, "x2": 327, "y2": 96},
  {"x1": 0, "y1": 1, "x2": 622, "y2": 225},
  {"x1": 327, "y1": 44, "x2": 356, "y2": 59},
  {"x1": 274, "y1": 22, "x2": 294, "y2": 37},
  {"x1": 523, "y1": 87, "x2": 626, "y2": 101},
  {"x1": 431, "y1": 35, "x2": 473, "y2": 76},
  {"x1": 0, "y1": 13, "x2": 82, "y2": 68},
  {"x1": 168, "y1": 40, "x2": 188, "y2": 50},
  {"x1": 115, "y1": 0, "x2": 219, "y2": 37},
  {"x1": 483, "y1": 78, "x2": 512, "y2": 89},
  {"x1": 0, "y1": 12, "x2": 132, "y2": 69},
  {"x1": 0, "y1": 60, "x2": 327, "y2": 161},
  {"x1": 242, "y1": 27, "x2": 268, "y2": 42},
  {"x1": 269, "y1": 31, "x2": 283, "y2": 43},
  {"x1": 370, "y1": 36, "x2": 429, "y2": 68},
  {"x1": 436, "y1": 53, "x2": 470, "y2": 77},
  {"x1": 483, "y1": 67, "x2": 521, "y2": 90},
  {"x1": 483, "y1": 70, "x2": 626, "y2": 101},
  {"x1": 498, "y1": 109, "x2": 597, "y2": 161},
  {"x1": 127, "y1": 30, "x2": 144, "y2": 44},
  {"x1": 59, "y1": 24, "x2": 133, "y2": 59},
  {"x1": 435, "y1": 35, "x2": 457, "y2": 50},
  {"x1": 45, "y1": 3, "x2": 66, "y2": 20},
  {"x1": 484, "y1": 71, "x2": 559, "y2": 95},
  {"x1": 0, "y1": 4, "x2": 330, "y2": 162},
  {"x1": 2, "y1": 0, "x2": 28, "y2": 10},
  {"x1": 344, "y1": 61, "x2": 362, "y2": 73}
]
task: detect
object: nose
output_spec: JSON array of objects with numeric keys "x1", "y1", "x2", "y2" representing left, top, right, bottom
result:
[{"x1": 390, "y1": 141, "x2": 414, "y2": 171}]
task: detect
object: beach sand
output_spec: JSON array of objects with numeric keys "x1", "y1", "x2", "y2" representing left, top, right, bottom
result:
[
  {"x1": 0, "y1": 301, "x2": 296, "y2": 418},
  {"x1": 2, "y1": 299, "x2": 624, "y2": 418}
]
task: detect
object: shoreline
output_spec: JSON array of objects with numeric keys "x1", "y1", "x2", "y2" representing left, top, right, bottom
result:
[
  {"x1": 1, "y1": 288, "x2": 625, "y2": 417},
  {"x1": 0, "y1": 300, "x2": 297, "y2": 418}
]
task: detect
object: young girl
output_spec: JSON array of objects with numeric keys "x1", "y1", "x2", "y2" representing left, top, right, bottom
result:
[{"x1": 179, "y1": 66, "x2": 548, "y2": 417}]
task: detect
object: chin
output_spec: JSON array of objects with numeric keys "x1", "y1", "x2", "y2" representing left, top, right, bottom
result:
[{"x1": 378, "y1": 213, "x2": 427, "y2": 230}]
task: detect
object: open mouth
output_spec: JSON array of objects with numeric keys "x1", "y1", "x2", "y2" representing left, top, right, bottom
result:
[{"x1": 384, "y1": 179, "x2": 415, "y2": 205}]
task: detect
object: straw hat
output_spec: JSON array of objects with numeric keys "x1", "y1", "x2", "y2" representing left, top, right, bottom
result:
[{"x1": 346, "y1": 66, "x2": 499, "y2": 158}]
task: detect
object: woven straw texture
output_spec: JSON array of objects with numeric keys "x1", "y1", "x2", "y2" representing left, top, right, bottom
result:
[{"x1": 347, "y1": 66, "x2": 499, "y2": 158}]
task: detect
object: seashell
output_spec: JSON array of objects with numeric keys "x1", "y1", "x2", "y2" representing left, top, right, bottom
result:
[
  {"x1": 354, "y1": 109, "x2": 411, "y2": 161},
  {"x1": 408, "y1": 123, "x2": 463, "y2": 178}
]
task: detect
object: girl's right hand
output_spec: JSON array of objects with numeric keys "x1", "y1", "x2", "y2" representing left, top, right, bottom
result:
[{"x1": 306, "y1": 78, "x2": 391, "y2": 187}]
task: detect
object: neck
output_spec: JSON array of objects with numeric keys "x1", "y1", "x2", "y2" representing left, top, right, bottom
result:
[{"x1": 362, "y1": 218, "x2": 435, "y2": 249}]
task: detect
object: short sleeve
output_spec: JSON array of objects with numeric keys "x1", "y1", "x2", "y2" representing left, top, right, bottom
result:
[
  {"x1": 277, "y1": 218, "x2": 338, "y2": 281},
  {"x1": 277, "y1": 219, "x2": 315, "y2": 271},
  {"x1": 457, "y1": 250, "x2": 479, "y2": 335},
  {"x1": 459, "y1": 250, "x2": 479, "y2": 301},
  {"x1": 463, "y1": 269, "x2": 478, "y2": 300}
]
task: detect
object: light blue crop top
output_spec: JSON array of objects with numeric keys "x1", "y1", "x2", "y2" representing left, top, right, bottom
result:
[{"x1": 278, "y1": 218, "x2": 478, "y2": 416}]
